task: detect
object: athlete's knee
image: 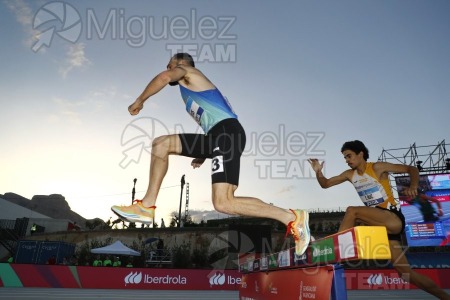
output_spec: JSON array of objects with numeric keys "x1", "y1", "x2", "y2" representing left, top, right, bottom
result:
[
  {"x1": 345, "y1": 206, "x2": 359, "y2": 217},
  {"x1": 391, "y1": 252, "x2": 412, "y2": 281},
  {"x1": 212, "y1": 193, "x2": 233, "y2": 215},
  {"x1": 152, "y1": 135, "x2": 169, "y2": 148},
  {"x1": 151, "y1": 135, "x2": 172, "y2": 157}
]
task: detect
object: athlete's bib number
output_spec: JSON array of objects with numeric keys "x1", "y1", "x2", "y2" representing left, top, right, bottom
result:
[
  {"x1": 186, "y1": 98, "x2": 203, "y2": 125},
  {"x1": 212, "y1": 155, "x2": 224, "y2": 174},
  {"x1": 358, "y1": 187, "x2": 384, "y2": 207}
]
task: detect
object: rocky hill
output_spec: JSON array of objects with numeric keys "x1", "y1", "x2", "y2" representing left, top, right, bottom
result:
[{"x1": 0, "y1": 193, "x2": 88, "y2": 227}]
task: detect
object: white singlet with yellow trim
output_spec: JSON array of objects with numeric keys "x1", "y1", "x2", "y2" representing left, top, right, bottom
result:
[{"x1": 351, "y1": 162, "x2": 400, "y2": 210}]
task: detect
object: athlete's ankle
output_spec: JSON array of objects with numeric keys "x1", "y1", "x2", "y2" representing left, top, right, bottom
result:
[{"x1": 140, "y1": 199, "x2": 156, "y2": 208}]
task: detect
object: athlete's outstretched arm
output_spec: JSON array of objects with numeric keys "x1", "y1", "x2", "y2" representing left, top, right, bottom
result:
[
  {"x1": 128, "y1": 67, "x2": 187, "y2": 115},
  {"x1": 308, "y1": 158, "x2": 349, "y2": 188}
]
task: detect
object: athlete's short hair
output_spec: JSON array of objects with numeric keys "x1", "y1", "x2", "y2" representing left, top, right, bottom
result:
[
  {"x1": 171, "y1": 53, "x2": 195, "y2": 67},
  {"x1": 341, "y1": 140, "x2": 369, "y2": 161}
]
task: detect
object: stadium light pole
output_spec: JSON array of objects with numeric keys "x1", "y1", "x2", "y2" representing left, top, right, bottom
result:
[
  {"x1": 178, "y1": 175, "x2": 186, "y2": 228},
  {"x1": 132, "y1": 178, "x2": 137, "y2": 204}
]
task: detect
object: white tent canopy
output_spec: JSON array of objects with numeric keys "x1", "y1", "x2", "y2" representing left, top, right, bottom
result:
[{"x1": 90, "y1": 241, "x2": 141, "y2": 256}]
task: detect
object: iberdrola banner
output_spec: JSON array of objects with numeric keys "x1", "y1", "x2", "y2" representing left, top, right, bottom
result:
[{"x1": 0, "y1": 263, "x2": 241, "y2": 290}]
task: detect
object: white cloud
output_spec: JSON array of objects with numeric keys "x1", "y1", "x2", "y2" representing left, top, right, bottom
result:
[
  {"x1": 49, "y1": 97, "x2": 86, "y2": 125},
  {"x1": 4, "y1": 0, "x2": 32, "y2": 25},
  {"x1": 86, "y1": 86, "x2": 120, "y2": 110},
  {"x1": 4, "y1": 0, "x2": 39, "y2": 47},
  {"x1": 278, "y1": 185, "x2": 296, "y2": 194},
  {"x1": 48, "y1": 86, "x2": 121, "y2": 124},
  {"x1": 59, "y1": 43, "x2": 92, "y2": 78}
]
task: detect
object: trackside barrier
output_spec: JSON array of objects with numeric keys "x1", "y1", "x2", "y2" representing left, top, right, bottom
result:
[{"x1": 239, "y1": 226, "x2": 391, "y2": 300}]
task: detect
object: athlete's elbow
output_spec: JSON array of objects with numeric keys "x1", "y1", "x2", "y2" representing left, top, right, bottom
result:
[
  {"x1": 318, "y1": 180, "x2": 331, "y2": 189},
  {"x1": 156, "y1": 73, "x2": 173, "y2": 85}
]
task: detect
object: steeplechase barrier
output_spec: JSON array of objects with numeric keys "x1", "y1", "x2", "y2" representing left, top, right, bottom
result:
[{"x1": 239, "y1": 226, "x2": 392, "y2": 300}]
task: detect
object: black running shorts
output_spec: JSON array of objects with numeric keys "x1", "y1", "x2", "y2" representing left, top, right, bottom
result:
[
  {"x1": 375, "y1": 206, "x2": 406, "y2": 242},
  {"x1": 179, "y1": 118, "x2": 246, "y2": 186}
]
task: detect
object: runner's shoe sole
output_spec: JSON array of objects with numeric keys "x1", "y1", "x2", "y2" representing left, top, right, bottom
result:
[
  {"x1": 111, "y1": 205, "x2": 154, "y2": 224},
  {"x1": 296, "y1": 210, "x2": 310, "y2": 255},
  {"x1": 287, "y1": 209, "x2": 311, "y2": 256}
]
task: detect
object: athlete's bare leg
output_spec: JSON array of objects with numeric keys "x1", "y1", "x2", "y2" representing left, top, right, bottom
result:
[
  {"x1": 338, "y1": 206, "x2": 402, "y2": 234},
  {"x1": 112, "y1": 134, "x2": 311, "y2": 254},
  {"x1": 140, "y1": 134, "x2": 183, "y2": 207},
  {"x1": 339, "y1": 206, "x2": 450, "y2": 299},
  {"x1": 211, "y1": 182, "x2": 296, "y2": 225},
  {"x1": 390, "y1": 240, "x2": 450, "y2": 299},
  {"x1": 139, "y1": 135, "x2": 298, "y2": 226}
]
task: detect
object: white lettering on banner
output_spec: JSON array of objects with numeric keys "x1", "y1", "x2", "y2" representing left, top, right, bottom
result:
[
  {"x1": 302, "y1": 292, "x2": 315, "y2": 299},
  {"x1": 144, "y1": 274, "x2": 187, "y2": 285},
  {"x1": 303, "y1": 285, "x2": 317, "y2": 292},
  {"x1": 22, "y1": 244, "x2": 36, "y2": 250},
  {"x1": 208, "y1": 273, "x2": 241, "y2": 287},
  {"x1": 312, "y1": 247, "x2": 332, "y2": 257},
  {"x1": 363, "y1": 273, "x2": 410, "y2": 290},
  {"x1": 270, "y1": 286, "x2": 278, "y2": 294},
  {"x1": 367, "y1": 273, "x2": 409, "y2": 286},
  {"x1": 227, "y1": 276, "x2": 241, "y2": 285},
  {"x1": 302, "y1": 285, "x2": 317, "y2": 299},
  {"x1": 384, "y1": 276, "x2": 409, "y2": 285},
  {"x1": 41, "y1": 245, "x2": 58, "y2": 251}
]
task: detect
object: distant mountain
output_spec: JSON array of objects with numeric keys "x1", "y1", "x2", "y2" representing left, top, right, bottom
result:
[{"x1": 0, "y1": 193, "x2": 88, "y2": 227}]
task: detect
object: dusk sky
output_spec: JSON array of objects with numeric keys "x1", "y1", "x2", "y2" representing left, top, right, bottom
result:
[{"x1": 1, "y1": 0, "x2": 449, "y2": 225}]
